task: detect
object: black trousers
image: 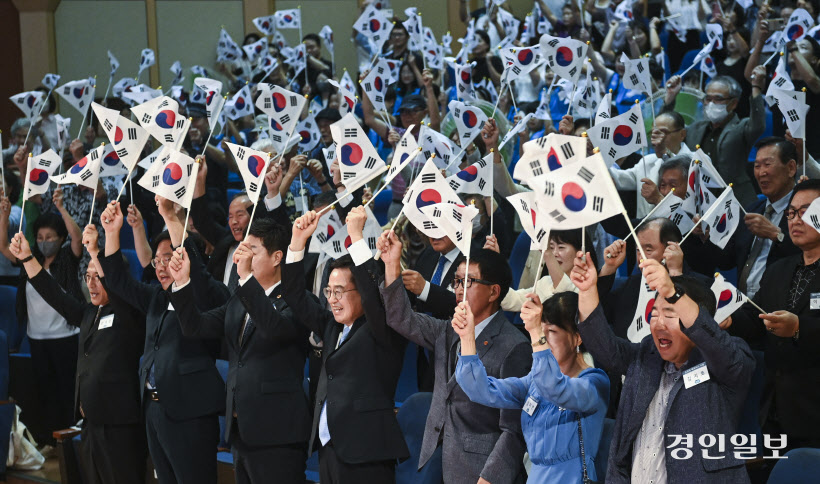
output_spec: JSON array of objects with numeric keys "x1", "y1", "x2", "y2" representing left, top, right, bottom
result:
[
  {"x1": 319, "y1": 442, "x2": 395, "y2": 484},
  {"x1": 80, "y1": 421, "x2": 147, "y2": 484},
  {"x1": 30, "y1": 335, "x2": 78, "y2": 443},
  {"x1": 229, "y1": 419, "x2": 306, "y2": 484},
  {"x1": 144, "y1": 399, "x2": 218, "y2": 484}
]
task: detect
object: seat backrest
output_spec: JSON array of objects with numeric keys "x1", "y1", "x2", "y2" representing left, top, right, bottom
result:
[
  {"x1": 767, "y1": 448, "x2": 820, "y2": 483},
  {"x1": 396, "y1": 392, "x2": 442, "y2": 484},
  {"x1": 0, "y1": 286, "x2": 21, "y2": 349},
  {"x1": 509, "y1": 231, "x2": 531, "y2": 290}
]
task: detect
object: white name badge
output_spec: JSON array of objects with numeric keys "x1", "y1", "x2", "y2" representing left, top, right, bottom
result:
[
  {"x1": 683, "y1": 362, "x2": 711, "y2": 389},
  {"x1": 97, "y1": 314, "x2": 114, "y2": 330},
  {"x1": 811, "y1": 292, "x2": 820, "y2": 310},
  {"x1": 522, "y1": 396, "x2": 538, "y2": 416}
]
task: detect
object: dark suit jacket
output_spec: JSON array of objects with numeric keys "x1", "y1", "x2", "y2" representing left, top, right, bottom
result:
[
  {"x1": 99, "y1": 239, "x2": 229, "y2": 420},
  {"x1": 28, "y1": 270, "x2": 145, "y2": 425},
  {"x1": 281, "y1": 255, "x2": 409, "y2": 464},
  {"x1": 381, "y1": 279, "x2": 531, "y2": 484},
  {"x1": 411, "y1": 246, "x2": 462, "y2": 319},
  {"x1": 580, "y1": 304, "x2": 754, "y2": 483},
  {"x1": 729, "y1": 254, "x2": 820, "y2": 448},
  {"x1": 169, "y1": 275, "x2": 311, "y2": 447}
]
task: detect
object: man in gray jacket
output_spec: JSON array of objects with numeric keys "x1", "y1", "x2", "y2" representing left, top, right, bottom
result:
[
  {"x1": 571, "y1": 251, "x2": 755, "y2": 483},
  {"x1": 378, "y1": 230, "x2": 531, "y2": 484}
]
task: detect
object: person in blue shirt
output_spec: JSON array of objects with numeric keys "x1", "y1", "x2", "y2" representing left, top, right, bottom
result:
[{"x1": 453, "y1": 291, "x2": 610, "y2": 484}]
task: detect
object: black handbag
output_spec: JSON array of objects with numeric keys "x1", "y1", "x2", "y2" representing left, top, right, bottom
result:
[{"x1": 578, "y1": 416, "x2": 600, "y2": 484}]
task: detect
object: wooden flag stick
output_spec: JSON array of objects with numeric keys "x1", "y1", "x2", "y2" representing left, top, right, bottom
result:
[
  {"x1": 489, "y1": 148, "x2": 495, "y2": 235},
  {"x1": 621, "y1": 191, "x2": 677, "y2": 243}
]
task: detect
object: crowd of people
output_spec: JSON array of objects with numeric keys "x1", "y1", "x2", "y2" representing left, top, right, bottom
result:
[{"x1": 2, "y1": 0, "x2": 820, "y2": 483}]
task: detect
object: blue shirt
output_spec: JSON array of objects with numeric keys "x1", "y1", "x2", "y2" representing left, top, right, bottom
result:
[{"x1": 456, "y1": 350, "x2": 609, "y2": 483}]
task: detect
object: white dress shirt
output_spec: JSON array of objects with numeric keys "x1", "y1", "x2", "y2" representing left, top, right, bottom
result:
[
  {"x1": 418, "y1": 246, "x2": 461, "y2": 302},
  {"x1": 745, "y1": 192, "x2": 791, "y2": 298}
]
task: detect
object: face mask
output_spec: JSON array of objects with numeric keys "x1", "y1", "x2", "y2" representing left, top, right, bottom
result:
[
  {"x1": 704, "y1": 102, "x2": 729, "y2": 123},
  {"x1": 472, "y1": 215, "x2": 484, "y2": 233},
  {"x1": 465, "y1": 149, "x2": 481, "y2": 165},
  {"x1": 37, "y1": 240, "x2": 60, "y2": 258}
]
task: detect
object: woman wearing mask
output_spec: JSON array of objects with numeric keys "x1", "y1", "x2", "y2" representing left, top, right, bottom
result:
[
  {"x1": 453, "y1": 291, "x2": 610, "y2": 483},
  {"x1": 13, "y1": 207, "x2": 83, "y2": 445}
]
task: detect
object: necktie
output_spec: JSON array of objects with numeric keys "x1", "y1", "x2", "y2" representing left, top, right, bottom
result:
[
  {"x1": 227, "y1": 265, "x2": 240, "y2": 293},
  {"x1": 431, "y1": 255, "x2": 448, "y2": 286},
  {"x1": 738, "y1": 204, "x2": 776, "y2": 293},
  {"x1": 449, "y1": 341, "x2": 461, "y2": 377}
]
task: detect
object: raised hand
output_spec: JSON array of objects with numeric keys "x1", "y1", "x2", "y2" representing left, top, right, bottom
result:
[
  {"x1": 451, "y1": 300, "x2": 476, "y2": 339},
  {"x1": 377, "y1": 229, "x2": 402, "y2": 267},
  {"x1": 82, "y1": 224, "x2": 100, "y2": 255},
  {"x1": 639, "y1": 258, "x2": 674, "y2": 298},
  {"x1": 640, "y1": 178, "x2": 662, "y2": 205},
  {"x1": 9, "y1": 233, "x2": 31, "y2": 260},
  {"x1": 53, "y1": 186, "x2": 66, "y2": 212},
  {"x1": 265, "y1": 161, "x2": 284, "y2": 197},
  {"x1": 387, "y1": 129, "x2": 401, "y2": 147},
  {"x1": 101, "y1": 201, "x2": 123, "y2": 234},
  {"x1": 0, "y1": 197, "x2": 10, "y2": 224},
  {"x1": 570, "y1": 251, "x2": 598, "y2": 292},
  {"x1": 401, "y1": 270, "x2": 426, "y2": 296},
  {"x1": 483, "y1": 234, "x2": 500, "y2": 253},
  {"x1": 345, "y1": 206, "x2": 367, "y2": 242},
  {"x1": 291, "y1": 211, "x2": 319, "y2": 251},
  {"x1": 520, "y1": 294, "x2": 544, "y2": 335},
  {"x1": 558, "y1": 115, "x2": 574, "y2": 135},
  {"x1": 126, "y1": 204, "x2": 144, "y2": 229},
  {"x1": 601, "y1": 239, "x2": 626, "y2": 276},
  {"x1": 663, "y1": 241, "x2": 684, "y2": 276},
  {"x1": 481, "y1": 118, "x2": 499, "y2": 150},
  {"x1": 167, "y1": 247, "x2": 191, "y2": 286},
  {"x1": 155, "y1": 195, "x2": 177, "y2": 222},
  {"x1": 232, "y1": 240, "x2": 253, "y2": 280}
]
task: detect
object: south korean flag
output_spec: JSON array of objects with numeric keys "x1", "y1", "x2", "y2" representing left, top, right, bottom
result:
[
  {"x1": 420, "y1": 125, "x2": 460, "y2": 170},
  {"x1": 91, "y1": 102, "x2": 150, "y2": 172},
  {"x1": 539, "y1": 34, "x2": 588, "y2": 84},
  {"x1": 353, "y1": 4, "x2": 392, "y2": 53},
  {"x1": 225, "y1": 142, "x2": 272, "y2": 204},
  {"x1": 620, "y1": 53, "x2": 652, "y2": 95},
  {"x1": 309, "y1": 210, "x2": 343, "y2": 255},
  {"x1": 508, "y1": 191, "x2": 552, "y2": 250},
  {"x1": 243, "y1": 37, "x2": 269, "y2": 63},
  {"x1": 9, "y1": 91, "x2": 45, "y2": 121},
  {"x1": 193, "y1": 78, "x2": 226, "y2": 131},
  {"x1": 784, "y1": 8, "x2": 815, "y2": 42},
  {"x1": 328, "y1": 79, "x2": 358, "y2": 116},
  {"x1": 23, "y1": 149, "x2": 62, "y2": 201},
  {"x1": 420, "y1": 203, "x2": 480, "y2": 255},
  {"x1": 57, "y1": 79, "x2": 96, "y2": 114},
  {"x1": 446, "y1": 154, "x2": 493, "y2": 197},
  {"x1": 651, "y1": 193, "x2": 695, "y2": 235},
  {"x1": 329, "y1": 113, "x2": 388, "y2": 194},
  {"x1": 226, "y1": 85, "x2": 254, "y2": 121},
  {"x1": 170, "y1": 61, "x2": 184, "y2": 86},
  {"x1": 700, "y1": 187, "x2": 742, "y2": 249},
  {"x1": 121, "y1": 84, "x2": 163, "y2": 105},
  {"x1": 41, "y1": 73, "x2": 60, "y2": 91},
  {"x1": 499, "y1": 113, "x2": 534, "y2": 150},
  {"x1": 705, "y1": 23, "x2": 723, "y2": 50},
  {"x1": 255, "y1": 84, "x2": 306, "y2": 150},
  {"x1": 321, "y1": 206, "x2": 382, "y2": 259},
  {"x1": 252, "y1": 14, "x2": 276, "y2": 36},
  {"x1": 294, "y1": 113, "x2": 321, "y2": 154},
  {"x1": 360, "y1": 59, "x2": 391, "y2": 113},
  {"x1": 137, "y1": 147, "x2": 199, "y2": 209},
  {"x1": 629, "y1": 274, "x2": 656, "y2": 342},
  {"x1": 216, "y1": 29, "x2": 242, "y2": 63},
  {"x1": 112, "y1": 77, "x2": 136, "y2": 100},
  {"x1": 384, "y1": 126, "x2": 421, "y2": 186},
  {"x1": 130, "y1": 96, "x2": 191, "y2": 148},
  {"x1": 533, "y1": 87, "x2": 552, "y2": 121},
  {"x1": 513, "y1": 133, "x2": 587, "y2": 183},
  {"x1": 98, "y1": 145, "x2": 130, "y2": 178},
  {"x1": 801, "y1": 197, "x2": 820, "y2": 234},
  {"x1": 449, "y1": 100, "x2": 487, "y2": 148},
  {"x1": 766, "y1": 55, "x2": 795, "y2": 107},
  {"x1": 586, "y1": 103, "x2": 646, "y2": 167},
  {"x1": 711, "y1": 273, "x2": 749, "y2": 325},
  {"x1": 137, "y1": 146, "x2": 164, "y2": 170},
  {"x1": 499, "y1": 45, "x2": 542, "y2": 84},
  {"x1": 274, "y1": 9, "x2": 301, "y2": 30},
  {"x1": 54, "y1": 144, "x2": 105, "y2": 190},
  {"x1": 402, "y1": 158, "x2": 465, "y2": 238},
  {"x1": 108, "y1": 51, "x2": 120, "y2": 77},
  {"x1": 447, "y1": 59, "x2": 476, "y2": 101},
  {"x1": 138, "y1": 48, "x2": 156, "y2": 77}
]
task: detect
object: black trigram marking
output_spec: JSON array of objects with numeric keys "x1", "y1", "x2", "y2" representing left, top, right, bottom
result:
[
  {"x1": 536, "y1": 137, "x2": 548, "y2": 149},
  {"x1": 344, "y1": 128, "x2": 357, "y2": 138},
  {"x1": 628, "y1": 113, "x2": 639, "y2": 124},
  {"x1": 422, "y1": 221, "x2": 436, "y2": 230},
  {"x1": 600, "y1": 126, "x2": 611, "y2": 139},
  {"x1": 811, "y1": 214, "x2": 820, "y2": 229},
  {"x1": 630, "y1": 74, "x2": 639, "y2": 85},
  {"x1": 735, "y1": 291, "x2": 743, "y2": 302},
  {"x1": 548, "y1": 39, "x2": 559, "y2": 47},
  {"x1": 80, "y1": 171, "x2": 92, "y2": 181},
  {"x1": 90, "y1": 150, "x2": 100, "y2": 161},
  {"x1": 264, "y1": 98, "x2": 271, "y2": 109},
  {"x1": 249, "y1": 182, "x2": 258, "y2": 192},
  {"x1": 560, "y1": 142, "x2": 575, "y2": 159},
  {"x1": 116, "y1": 148, "x2": 128, "y2": 158},
  {"x1": 543, "y1": 180, "x2": 555, "y2": 197},
  {"x1": 529, "y1": 160, "x2": 543, "y2": 176},
  {"x1": 272, "y1": 134, "x2": 282, "y2": 142},
  {"x1": 364, "y1": 82, "x2": 372, "y2": 92},
  {"x1": 635, "y1": 315, "x2": 643, "y2": 331},
  {"x1": 332, "y1": 240, "x2": 341, "y2": 253},
  {"x1": 375, "y1": 95, "x2": 384, "y2": 103},
  {"x1": 63, "y1": 87, "x2": 70, "y2": 95},
  {"x1": 141, "y1": 114, "x2": 152, "y2": 124},
  {"x1": 343, "y1": 173, "x2": 355, "y2": 180},
  {"x1": 519, "y1": 199, "x2": 529, "y2": 212},
  {"x1": 511, "y1": 66, "x2": 521, "y2": 75},
  {"x1": 637, "y1": 62, "x2": 644, "y2": 73},
  {"x1": 290, "y1": 96, "x2": 298, "y2": 106},
  {"x1": 593, "y1": 196, "x2": 603, "y2": 212},
  {"x1": 421, "y1": 173, "x2": 436, "y2": 183},
  {"x1": 702, "y1": 174, "x2": 711, "y2": 184},
  {"x1": 449, "y1": 180, "x2": 460, "y2": 190},
  {"x1": 635, "y1": 132, "x2": 642, "y2": 144},
  {"x1": 368, "y1": 238, "x2": 377, "y2": 250},
  {"x1": 569, "y1": 67, "x2": 577, "y2": 77},
  {"x1": 774, "y1": 77, "x2": 787, "y2": 87},
  {"x1": 237, "y1": 148, "x2": 245, "y2": 159},
  {"x1": 38, "y1": 159, "x2": 51, "y2": 167},
  {"x1": 477, "y1": 158, "x2": 487, "y2": 167},
  {"x1": 549, "y1": 209, "x2": 566, "y2": 223},
  {"x1": 787, "y1": 109, "x2": 800, "y2": 122},
  {"x1": 128, "y1": 128, "x2": 137, "y2": 140},
  {"x1": 455, "y1": 231, "x2": 463, "y2": 242},
  {"x1": 164, "y1": 134, "x2": 174, "y2": 143},
  {"x1": 432, "y1": 207, "x2": 442, "y2": 217},
  {"x1": 608, "y1": 147, "x2": 617, "y2": 158},
  {"x1": 158, "y1": 100, "x2": 169, "y2": 108},
  {"x1": 535, "y1": 228, "x2": 546, "y2": 242},
  {"x1": 280, "y1": 114, "x2": 290, "y2": 125},
  {"x1": 578, "y1": 166, "x2": 594, "y2": 183},
  {"x1": 478, "y1": 179, "x2": 486, "y2": 190},
  {"x1": 176, "y1": 119, "x2": 185, "y2": 128},
  {"x1": 174, "y1": 187, "x2": 186, "y2": 198},
  {"x1": 670, "y1": 213, "x2": 683, "y2": 225},
  {"x1": 103, "y1": 119, "x2": 113, "y2": 131},
  {"x1": 452, "y1": 209, "x2": 462, "y2": 222},
  {"x1": 152, "y1": 175, "x2": 160, "y2": 187}
]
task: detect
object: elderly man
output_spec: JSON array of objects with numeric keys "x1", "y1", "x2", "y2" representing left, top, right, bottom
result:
[
  {"x1": 727, "y1": 179, "x2": 820, "y2": 451},
  {"x1": 573, "y1": 252, "x2": 755, "y2": 483},
  {"x1": 665, "y1": 74, "x2": 765, "y2": 205},
  {"x1": 610, "y1": 111, "x2": 691, "y2": 218}
]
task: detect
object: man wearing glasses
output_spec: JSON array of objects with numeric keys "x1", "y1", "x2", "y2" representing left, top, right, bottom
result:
[
  {"x1": 377, "y1": 229, "x2": 531, "y2": 484},
  {"x1": 725, "y1": 179, "x2": 820, "y2": 453},
  {"x1": 664, "y1": 73, "x2": 765, "y2": 205},
  {"x1": 285, "y1": 207, "x2": 409, "y2": 483}
]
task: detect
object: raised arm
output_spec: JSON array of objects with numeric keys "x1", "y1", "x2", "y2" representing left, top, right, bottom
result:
[
  {"x1": 53, "y1": 187, "x2": 83, "y2": 258},
  {"x1": 166, "y1": 248, "x2": 227, "y2": 339},
  {"x1": 360, "y1": 70, "x2": 391, "y2": 142},
  {"x1": 421, "y1": 69, "x2": 441, "y2": 132},
  {"x1": 0, "y1": 197, "x2": 16, "y2": 264},
  {"x1": 189, "y1": 158, "x2": 230, "y2": 246},
  {"x1": 283, "y1": 210, "x2": 330, "y2": 336},
  {"x1": 745, "y1": 70, "x2": 766, "y2": 144}
]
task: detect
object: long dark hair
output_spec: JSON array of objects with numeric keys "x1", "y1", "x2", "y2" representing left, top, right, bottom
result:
[{"x1": 542, "y1": 291, "x2": 584, "y2": 351}]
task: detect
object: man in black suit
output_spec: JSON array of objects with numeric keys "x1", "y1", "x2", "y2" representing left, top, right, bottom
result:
[
  {"x1": 166, "y1": 218, "x2": 311, "y2": 484},
  {"x1": 728, "y1": 179, "x2": 820, "y2": 451},
  {"x1": 98, "y1": 199, "x2": 229, "y2": 484},
  {"x1": 9, "y1": 226, "x2": 146, "y2": 484},
  {"x1": 285, "y1": 207, "x2": 409, "y2": 483}
]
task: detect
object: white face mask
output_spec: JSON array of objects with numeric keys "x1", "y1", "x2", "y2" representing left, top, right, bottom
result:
[
  {"x1": 704, "y1": 102, "x2": 729, "y2": 123},
  {"x1": 472, "y1": 215, "x2": 484, "y2": 233}
]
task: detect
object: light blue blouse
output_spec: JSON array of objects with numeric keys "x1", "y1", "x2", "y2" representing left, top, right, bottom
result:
[{"x1": 456, "y1": 350, "x2": 610, "y2": 484}]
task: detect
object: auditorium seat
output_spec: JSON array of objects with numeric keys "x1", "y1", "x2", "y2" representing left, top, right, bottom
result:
[
  {"x1": 767, "y1": 448, "x2": 820, "y2": 483},
  {"x1": 372, "y1": 187, "x2": 393, "y2": 226},
  {"x1": 396, "y1": 392, "x2": 443, "y2": 484},
  {"x1": 227, "y1": 188, "x2": 242, "y2": 206},
  {"x1": 0, "y1": 285, "x2": 23, "y2": 349},
  {"x1": 509, "y1": 231, "x2": 531, "y2": 290},
  {"x1": 595, "y1": 418, "x2": 615, "y2": 480},
  {"x1": 394, "y1": 342, "x2": 419, "y2": 406},
  {"x1": 122, "y1": 249, "x2": 145, "y2": 282}
]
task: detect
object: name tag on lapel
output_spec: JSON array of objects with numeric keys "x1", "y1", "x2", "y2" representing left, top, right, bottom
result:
[
  {"x1": 522, "y1": 396, "x2": 538, "y2": 416},
  {"x1": 683, "y1": 362, "x2": 710, "y2": 389},
  {"x1": 811, "y1": 293, "x2": 820, "y2": 310},
  {"x1": 97, "y1": 314, "x2": 114, "y2": 330}
]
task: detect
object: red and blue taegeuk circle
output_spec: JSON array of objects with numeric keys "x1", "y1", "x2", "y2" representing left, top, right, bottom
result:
[
  {"x1": 156, "y1": 110, "x2": 176, "y2": 129},
  {"x1": 270, "y1": 119, "x2": 284, "y2": 132},
  {"x1": 462, "y1": 110, "x2": 479, "y2": 128},
  {"x1": 344, "y1": 235, "x2": 353, "y2": 249},
  {"x1": 457, "y1": 165, "x2": 478, "y2": 182},
  {"x1": 788, "y1": 25, "x2": 805, "y2": 40},
  {"x1": 114, "y1": 126, "x2": 124, "y2": 144},
  {"x1": 26, "y1": 95, "x2": 36, "y2": 108},
  {"x1": 369, "y1": 19, "x2": 381, "y2": 32},
  {"x1": 327, "y1": 225, "x2": 335, "y2": 238},
  {"x1": 29, "y1": 168, "x2": 48, "y2": 186},
  {"x1": 715, "y1": 213, "x2": 728, "y2": 232},
  {"x1": 561, "y1": 182, "x2": 587, "y2": 212},
  {"x1": 374, "y1": 77, "x2": 383, "y2": 92},
  {"x1": 247, "y1": 155, "x2": 265, "y2": 177},
  {"x1": 644, "y1": 299, "x2": 654, "y2": 324},
  {"x1": 717, "y1": 289, "x2": 733, "y2": 309},
  {"x1": 103, "y1": 150, "x2": 120, "y2": 166},
  {"x1": 235, "y1": 97, "x2": 246, "y2": 110},
  {"x1": 556, "y1": 47, "x2": 573, "y2": 67},
  {"x1": 341, "y1": 143, "x2": 363, "y2": 166},
  {"x1": 206, "y1": 91, "x2": 216, "y2": 105},
  {"x1": 73, "y1": 87, "x2": 85, "y2": 99},
  {"x1": 547, "y1": 147, "x2": 562, "y2": 171},
  {"x1": 613, "y1": 125, "x2": 633, "y2": 146},
  {"x1": 416, "y1": 189, "x2": 442, "y2": 210},
  {"x1": 162, "y1": 162, "x2": 183, "y2": 185},
  {"x1": 273, "y1": 92, "x2": 288, "y2": 112},
  {"x1": 70, "y1": 157, "x2": 88, "y2": 174},
  {"x1": 518, "y1": 49, "x2": 534, "y2": 65},
  {"x1": 299, "y1": 130, "x2": 312, "y2": 144},
  {"x1": 461, "y1": 71, "x2": 471, "y2": 83}
]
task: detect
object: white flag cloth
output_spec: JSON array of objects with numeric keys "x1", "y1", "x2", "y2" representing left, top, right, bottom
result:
[
  {"x1": 449, "y1": 101, "x2": 488, "y2": 148},
  {"x1": 629, "y1": 274, "x2": 655, "y2": 342},
  {"x1": 424, "y1": 44, "x2": 444, "y2": 70},
  {"x1": 447, "y1": 59, "x2": 475, "y2": 101},
  {"x1": 9, "y1": 91, "x2": 44, "y2": 121},
  {"x1": 651, "y1": 193, "x2": 696, "y2": 234},
  {"x1": 255, "y1": 54, "x2": 279, "y2": 79},
  {"x1": 226, "y1": 85, "x2": 254, "y2": 120},
  {"x1": 271, "y1": 31, "x2": 289, "y2": 52},
  {"x1": 121, "y1": 84, "x2": 162, "y2": 105},
  {"x1": 513, "y1": 133, "x2": 588, "y2": 182},
  {"x1": 113, "y1": 78, "x2": 136, "y2": 100},
  {"x1": 294, "y1": 114, "x2": 321, "y2": 154},
  {"x1": 446, "y1": 154, "x2": 493, "y2": 197},
  {"x1": 137, "y1": 145, "x2": 164, "y2": 170},
  {"x1": 620, "y1": 53, "x2": 652, "y2": 94},
  {"x1": 441, "y1": 32, "x2": 454, "y2": 55},
  {"x1": 216, "y1": 30, "x2": 242, "y2": 63},
  {"x1": 321, "y1": 207, "x2": 382, "y2": 259},
  {"x1": 528, "y1": 153, "x2": 623, "y2": 229},
  {"x1": 138, "y1": 48, "x2": 155, "y2": 76},
  {"x1": 255, "y1": 84, "x2": 306, "y2": 150},
  {"x1": 420, "y1": 126, "x2": 460, "y2": 169},
  {"x1": 23, "y1": 150, "x2": 62, "y2": 200},
  {"x1": 499, "y1": 113, "x2": 534, "y2": 150},
  {"x1": 587, "y1": 103, "x2": 646, "y2": 167},
  {"x1": 360, "y1": 59, "x2": 391, "y2": 112},
  {"x1": 57, "y1": 80, "x2": 95, "y2": 114},
  {"x1": 137, "y1": 147, "x2": 198, "y2": 208},
  {"x1": 571, "y1": 64, "x2": 601, "y2": 118},
  {"x1": 54, "y1": 114, "x2": 71, "y2": 151},
  {"x1": 809, "y1": 25, "x2": 820, "y2": 42},
  {"x1": 508, "y1": 192, "x2": 552, "y2": 250},
  {"x1": 55, "y1": 144, "x2": 105, "y2": 190},
  {"x1": 225, "y1": 142, "x2": 273, "y2": 204},
  {"x1": 700, "y1": 55, "x2": 718, "y2": 78},
  {"x1": 353, "y1": 5, "x2": 392, "y2": 53},
  {"x1": 328, "y1": 80, "x2": 358, "y2": 115},
  {"x1": 520, "y1": 11, "x2": 537, "y2": 44},
  {"x1": 761, "y1": 30, "x2": 785, "y2": 54},
  {"x1": 252, "y1": 14, "x2": 276, "y2": 36},
  {"x1": 319, "y1": 25, "x2": 334, "y2": 55},
  {"x1": 42, "y1": 73, "x2": 60, "y2": 90},
  {"x1": 403, "y1": 8, "x2": 424, "y2": 52},
  {"x1": 243, "y1": 38, "x2": 269, "y2": 62},
  {"x1": 613, "y1": 1, "x2": 634, "y2": 22},
  {"x1": 766, "y1": 55, "x2": 795, "y2": 107},
  {"x1": 170, "y1": 61, "x2": 184, "y2": 86},
  {"x1": 705, "y1": 23, "x2": 723, "y2": 50},
  {"x1": 421, "y1": 203, "x2": 479, "y2": 254},
  {"x1": 384, "y1": 127, "x2": 421, "y2": 185},
  {"x1": 802, "y1": 197, "x2": 820, "y2": 234},
  {"x1": 535, "y1": 2, "x2": 552, "y2": 34},
  {"x1": 785, "y1": 8, "x2": 815, "y2": 42},
  {"x1": 533, "y1": 88, "x2": 552, "y2": 121},
  {"x1": 274, "y1": 9, "x2": 301, "y2": 29},
  {"x1": 402, "y1": 159, "x2": 464, "y2": 238},
  {"x1": 540, "y1": 34, "x2": 588, "y2": 84},
  {"x1": 712, "y1": 273, "x2": 749, "y2": 324},
  {"x1": 497, "y1": 8, "x2": 521, "y2": 40},
  {"x1": 330, "y1": 113, "x2": 387, "y2": 193},
  {"x1": 700, "y1": 187, "x2": 742, "y2": 249},
  {"x1": 595, "y1": 91, "x2": 613, "y2": 125},
  {"x1": 92, "y1": 103, "x2": 150, "y2": 172},
  {"x1": 108, "y1": 51, "x2": 120, "y2": 77},
  {"x1": 340, "y1": 70, "x2": 357, "y2": 94},
  {"x1": 131, "y1": 96, "x2": 190, "y2": 148},
  {"x1": 193, "y1": 78, "x2": 225, "y2": 131},
  {"x1": 688, "y1": 43, "x2": 714, "y2": 72},
  {"x1": 308, "y1": 210, "x2": 343, "y2": 254},
  {"x1": 99, "y1": 145, "x2": 129, "y2": 178},
  {"x1": 779, "y1": 94, "x2": 810, "y2": 138},
  {"x1": 499, "y1": 46, "x2": 543, "y2": 84}
]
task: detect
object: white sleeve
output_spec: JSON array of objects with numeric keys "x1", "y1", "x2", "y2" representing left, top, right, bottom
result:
[
  {"x1": 264, "y1": 193, "x2": 282, "y2": 211},
  {"x1": 347, "y1": 239, "x2": 372, "y2": 267},
  {"x1": 171, "y1": 279, "x2": 191, "y2": 292},
  {"x1": 417, "y1": 281, "x2": 431, "y2": 302},
  {"x1": 237, "y1": 274, "x2": 253, "y2": 286},
  {"x1": 286, "y1": 248, "x2": 305, "y2": 264}
]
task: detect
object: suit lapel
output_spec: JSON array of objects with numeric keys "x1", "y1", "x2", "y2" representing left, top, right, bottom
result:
[
  {"x1": 445, "y1": 313, "x2": 506, "y2": 396},
  {"x1": 716, "y1": 115, "x2": 740, "y2": 151}
]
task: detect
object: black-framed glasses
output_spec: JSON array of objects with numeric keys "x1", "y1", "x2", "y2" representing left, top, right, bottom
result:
[
  {"x1": 151, "y1": 256, "x2": 172, "y2": 268},
  {"x1": 83, "y1": 274, "x2": 101, "y2": 284},
  {"x1": 651, "y1": 128, "x2": 682, "y2": 136},
  {"x1": 450, "y1": 277, "x2": 495, "y2": 289},
  {"x1": 323, "y1": 287, "x2": 358, "y2": 300},
  {"x1": 786, "y1": 207, "x2": 810, "y2": 220},
  {"x1": 703, "y1": 95, "x2": 735, "y2": 104}
]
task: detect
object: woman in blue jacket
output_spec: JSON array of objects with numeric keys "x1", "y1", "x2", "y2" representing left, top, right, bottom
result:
[{"x1": 454, "y1": 291, "x2": 609, "y2": 483}]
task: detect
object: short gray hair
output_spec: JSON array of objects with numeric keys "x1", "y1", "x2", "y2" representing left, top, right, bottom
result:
[
  {"x1": 707, "y1": 76, "x2": 742, "y2": 99},
  {"x1": 658, "y1": 153, "x2": 691, "y2": 182},
  {"x1": 250, "y1": 138, "x2": 274, "y2": 152},
  {"x1": 10, "y1": 118, "x2": 30, "y2": 135}
]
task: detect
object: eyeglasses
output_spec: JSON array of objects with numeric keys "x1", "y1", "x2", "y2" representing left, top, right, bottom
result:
[
  {"x1": 786, "y1": 207, "x2": 810, "y2": 220},
  {"x1": 84, "y1": 274, "x2": 101, "y2": 284},
  {"x1": 151, "y1": 256, "x2": 172, "y2": 268},
  {"x1": 323, "y1": 287, "x2": 358, "y2": 300},
  {"x1": 450, "y1": 277, "x2": 495, "y2": 289},
  {"x1": 703, "y1": 95, "x2": 734, "y2": 104},
  {"x1": 651, "y1": 128, "x2": 682, "y2": 136}
]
